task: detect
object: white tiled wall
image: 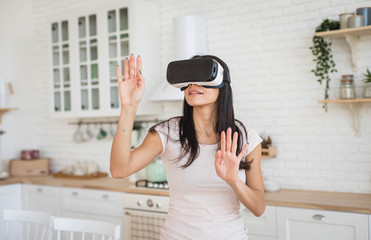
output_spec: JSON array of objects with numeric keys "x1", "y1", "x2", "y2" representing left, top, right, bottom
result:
[{"x1": 2, "y1": 0, "x2": 371, "y2": 193}]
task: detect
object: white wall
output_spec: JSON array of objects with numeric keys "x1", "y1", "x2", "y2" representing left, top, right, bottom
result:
[
  {"x1": 0, "y1": 0, "x2": 35, "y2": 170},
  {"x1": 2, "y1": 0, "x2": 371, "y2": 193}
]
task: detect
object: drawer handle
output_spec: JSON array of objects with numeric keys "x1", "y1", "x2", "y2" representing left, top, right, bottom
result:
[
  {"x1": 72, "y1": 192, "x2": 79, "y2": 196},
  {"x1": 312, "y1": 214, "x2": 326, "y2": 221},
  {"x1": 102, "y1": 194, "x2": 109, "y2": 199},
  {"x1": 37, "y1": 188, "x2": 43, "y2": 192}
]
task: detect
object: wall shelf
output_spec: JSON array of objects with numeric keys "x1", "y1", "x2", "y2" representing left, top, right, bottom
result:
[
  {"x1": 318, "y1": 98, "x2": 371, "y2": 135},
  {"x1": 0, "y1": 108, "x2": 18, "y2": 124},
  {"x1": 315, "y1": 26, "x2": 371, "y2": 72}
]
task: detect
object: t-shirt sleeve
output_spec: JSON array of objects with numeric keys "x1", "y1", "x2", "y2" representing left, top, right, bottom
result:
[
  {"x1": 245, "y1": 128, "x2": 263, "y2": 156},
  {"x1": 153, "y1": 123, "x2": 168, "y2": 159}
]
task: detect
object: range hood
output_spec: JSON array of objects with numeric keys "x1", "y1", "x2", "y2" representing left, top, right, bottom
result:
[{"x1": 151, "y1": 15, "x2": 207, "y2": 102}]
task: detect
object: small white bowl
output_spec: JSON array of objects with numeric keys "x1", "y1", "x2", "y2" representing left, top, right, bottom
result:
[
  {"x1": 0, "y1": 171, "x2": 9, "y2": 180},
  {"x1": 264, "y1": 180, "x2": 281, "y2": 192}
]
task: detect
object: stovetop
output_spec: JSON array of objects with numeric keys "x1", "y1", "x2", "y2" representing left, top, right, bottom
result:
[{"x1": 135, "y1": 179, "x2": 169, "y2": 190}]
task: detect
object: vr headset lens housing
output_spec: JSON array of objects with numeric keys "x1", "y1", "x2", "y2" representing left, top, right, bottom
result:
[{"x1": 167, "y1": 58, "x2": 226, "y2": 90}]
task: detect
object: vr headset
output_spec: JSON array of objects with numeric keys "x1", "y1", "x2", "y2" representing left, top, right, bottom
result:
[{"x1": 166, "y1": 58, "x2": 229, "y2": 91}]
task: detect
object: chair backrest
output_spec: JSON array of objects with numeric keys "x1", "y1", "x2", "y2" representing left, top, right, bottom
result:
[
  {"x1": 3, "y1": 209, "x2": 51, "y2": 240},
  {"x1": 49, "y1": 216, "x2": 120, "y2": 240}
]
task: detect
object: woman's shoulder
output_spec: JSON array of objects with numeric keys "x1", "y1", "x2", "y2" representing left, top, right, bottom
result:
[
  {"x1": 235, "y1": 119, "x2": 261, "y2": 143},
  {"x1": 150, "y1": 116, "x2": 181, "y2": 133}
]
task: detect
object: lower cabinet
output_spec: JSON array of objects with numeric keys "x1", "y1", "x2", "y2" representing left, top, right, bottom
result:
[
  {"x1": 22, "y1": 184, "x2": 60, "y2": 216},
  {"x1": 276, "y1": 206, "x2": 369, "y2": 240},
  {"x1": 240, "y1": 205, "x2": 277, "y2": 240},
  {"x1": 0, "y1": 184, "x2": 22, "y2": 238},
  {"x1": 60, "y1": 187, "x2": 125, "y2": 240}
]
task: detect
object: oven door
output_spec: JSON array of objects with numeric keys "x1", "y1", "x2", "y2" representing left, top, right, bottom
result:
[{"x1": 124, "y1": 210, "x2": 167, "y2": 240}]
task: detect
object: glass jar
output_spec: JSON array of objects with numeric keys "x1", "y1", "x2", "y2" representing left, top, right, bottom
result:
[{"x1": 340, "y1": 75, "x2": 355, "y2": 99}]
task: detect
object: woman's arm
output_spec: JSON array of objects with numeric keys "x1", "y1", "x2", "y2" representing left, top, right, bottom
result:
[
  {"x1": 110, "y1": 54, "x2": 162, "y2": 178},
  {"x1": 214, "y1": 128, "x2": 266, "y2": 217}
]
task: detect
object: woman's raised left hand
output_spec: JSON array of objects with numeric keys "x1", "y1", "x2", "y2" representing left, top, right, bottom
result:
[{"x1": 214, "y1": 128, "x2": 249, "y2": 186}]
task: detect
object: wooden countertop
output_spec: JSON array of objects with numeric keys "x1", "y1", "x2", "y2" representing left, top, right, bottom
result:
[{"x1": 1, "y1": 176, "x2": 370, "y2": 214}]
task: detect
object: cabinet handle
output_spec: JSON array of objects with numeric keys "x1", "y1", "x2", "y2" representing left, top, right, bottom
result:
[
  {"x1": 72, "y1": 192, "x2": 79, "y2": 196},
  {"x1": 312, "y1": 214, "x2": 326, "y2": 221},
  {"x1": 102, "y1": 194, "x2": 109, "y2": 199},
  {"x1": 37, "y1": 188, "x2": 43, "y2": 192}
]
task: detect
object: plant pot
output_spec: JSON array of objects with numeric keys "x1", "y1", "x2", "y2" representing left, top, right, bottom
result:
[{"x1": 363, "y1": 82, "x2": 371, "y2": 98}]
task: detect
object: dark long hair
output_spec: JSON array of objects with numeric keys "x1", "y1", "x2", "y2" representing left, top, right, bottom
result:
[{"x1": 150, "y1": 55, "x2": 253, "y2": 170}]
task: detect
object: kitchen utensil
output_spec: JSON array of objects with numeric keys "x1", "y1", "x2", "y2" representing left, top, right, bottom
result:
[
  {"x1": 340, "y1": 75, "x2": 355, "y2": 99},
  {"x1": 86, "y1": 123, "x2": 95, "y2": 139},
  {"x1": 145, "y1": 157, "x2": 167, "y2": 182},
  {"x1": 73, "y1": 123, "x2": 84, "y2": 143},
  {"x1": 21, "y1": 150, "x2": 32, "y2": 160},
  {"x1": 339, "y1": 13, "x2": 354, "y2": 29},
  {"x1": 348, "y1": 15, "x2": 364, "y2": 28},
  {"x1": 357, "y1": 7, "x2": 371, "y2": 26},
  {"x1": 96, "y1": 124, "x2": 107, "y2": 140},
  {"x1": 264, "y1": 180, "x2": 281, "y2": 192},
  {"x1": 0, "y1": 171, "x2": 9, "y2": 180}
]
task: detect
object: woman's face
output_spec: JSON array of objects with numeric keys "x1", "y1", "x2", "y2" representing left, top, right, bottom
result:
[{"x1": 184, "y1": 84, "x2": 219, "y2": 107}]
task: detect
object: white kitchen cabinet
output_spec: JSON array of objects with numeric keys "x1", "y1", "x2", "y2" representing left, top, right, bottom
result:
[
  {"x1": 60, "y1": 187, "x2": 125, "y2": 239},
  {"x1": 22, "y1": 184, "x2": 60, "y2": 216},
  {"x1": 0, "y1": 184, "x2": 22, "y2": 237},
  {"x1": 240, "y1": 204, "x2": 277, "y2": 240},
  {"x1": 49, "y1": 0, "x2": 161, "y2": 118},
  {"x1": 277, "y1": 206, "x2": 369, "y2": 240}
]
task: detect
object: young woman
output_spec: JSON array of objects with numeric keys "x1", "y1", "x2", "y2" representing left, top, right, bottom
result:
[{"x1": 110, "y1": 54, "x2": 265, "y2": 240}]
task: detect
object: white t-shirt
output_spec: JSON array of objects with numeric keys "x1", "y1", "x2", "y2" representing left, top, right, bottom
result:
[{"x1": 154, "y1": 117, "x2": 262, "y2": 240}]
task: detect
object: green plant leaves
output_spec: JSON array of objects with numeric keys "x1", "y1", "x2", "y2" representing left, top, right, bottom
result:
[{"x1": 310, "y1": 19, "x2": 339, "y2": 111}]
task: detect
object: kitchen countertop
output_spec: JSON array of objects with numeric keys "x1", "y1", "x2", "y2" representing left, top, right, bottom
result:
[{"x1": 1, "y1": 175, "x2": 370, "y2": 214}]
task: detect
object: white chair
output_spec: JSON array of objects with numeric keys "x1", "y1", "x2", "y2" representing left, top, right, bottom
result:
[
  {"x1": 49, "y1": 216, "x2": 121, "y2": 240},
  {"x1": 3, "y1": 209, "x2": 51, "y2": 240}
]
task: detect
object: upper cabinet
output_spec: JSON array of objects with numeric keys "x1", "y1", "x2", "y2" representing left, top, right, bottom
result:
[{"x1": 49, "y1": 0, "x2": 161, "y2": 118}]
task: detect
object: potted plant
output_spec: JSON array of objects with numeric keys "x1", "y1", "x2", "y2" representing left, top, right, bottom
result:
[
  {"x1": 309, "y1": 19, "x2": 339, "y2": 111},
  {"x1": 362, "y1": 68, "x2": 371, "y2": 98}
]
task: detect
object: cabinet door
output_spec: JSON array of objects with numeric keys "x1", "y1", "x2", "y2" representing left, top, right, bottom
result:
[
  {"x1": 241, "y1": 204, "x2": 276, "y2": 238},
  {"x1": 22, "y1": 184, "x2": 60, "y2": 215},
  {"x1": 277, "y1": 207, "x2": 368, "y2": 240},
  {"x1": 0, "y1": 184, "x2": 22, "y2": 237},
  {"x1": 50, "y1": 19, "x2": 73, "y2": 116},
  {"x1": 60, "y1": 187, "x2": 124, "y2": 217}
]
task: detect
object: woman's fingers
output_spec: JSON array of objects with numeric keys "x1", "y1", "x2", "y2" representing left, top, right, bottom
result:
[
  {"x1": 238, "y1": 144, "x2": 249, "y2": 159},
  {"x1": 232, "y1": 131, "x2": 238, "y2": 154},
  {"x1": 137, "y1": 55, "x2": 142, "y2": 75},
  {"x1": 129, "y1": 54, "x2": 135, "y2": 78},
  {"x1": 123, "y1": 58, "x2": 129, "y2": 80},
  {"x1": 226, "y1": 128, "x2": 232, "y2": 152},
  {"x1": 220, "y1": 131, "x2": 225, "y2": 153},
  {"x1": 116, "y1": 65, "x2": 123, "y2": 82}
]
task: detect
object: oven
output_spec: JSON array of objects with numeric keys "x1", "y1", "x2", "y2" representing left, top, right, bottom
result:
[{"x1": 123, "y1": 192, "x2": 169, "y2": 240}]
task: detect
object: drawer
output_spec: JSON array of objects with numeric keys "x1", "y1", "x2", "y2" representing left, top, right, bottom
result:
[
  {"x1": 60, "y1": 187, "x2": 124, "y2": 217},
  {"x1": 240, "y1": 205, "x2": 276, "y2": 237}
]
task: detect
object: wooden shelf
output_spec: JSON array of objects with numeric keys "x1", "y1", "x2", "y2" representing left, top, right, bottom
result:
[
  {"x1": 315, "y1": 26, "x2": 371, "y2": 72},
  {"x1": 315, "y1": 25, "x2": 371, "y2": 38},
  {"x1": 262, "y1": 146, "x2": 277, "y2": 159},
  {"x1": 318, "y1": 98, "x2": 371, "y2": 104},
  {"x1": 318, "y1": 98, "x2": 371, "y2": 135},
  {"x1": 0, "y1": 108, "x2": 18, "y2": 124}
]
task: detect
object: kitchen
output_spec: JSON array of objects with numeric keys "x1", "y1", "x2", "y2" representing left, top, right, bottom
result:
[{"x1": 0, "y1": 0, "x2": 371, "y2": 239}]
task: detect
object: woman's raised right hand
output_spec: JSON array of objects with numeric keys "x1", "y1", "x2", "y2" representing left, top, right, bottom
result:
[{"x1": 116, "y1": 54, "x2": 145, "y2": 107}]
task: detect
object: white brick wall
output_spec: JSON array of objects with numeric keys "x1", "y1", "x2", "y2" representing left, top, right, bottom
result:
[{"x1": 1, "y1": 0, "x2": 370, "y2": 193}]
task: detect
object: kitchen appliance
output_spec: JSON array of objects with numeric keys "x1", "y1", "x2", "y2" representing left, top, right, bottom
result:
[
  {"x1": 135, "y1": 179, "x2": 169, "y2": 190},
  {"x1": 10, "y1": 158, "x2": 50, "y2": 177},
  {"x1": 145, "y1": 157, "x2": 167, "y2": 182},
  {"x1": 123, "y1": 192, "x2": 169, "y2": 240}
]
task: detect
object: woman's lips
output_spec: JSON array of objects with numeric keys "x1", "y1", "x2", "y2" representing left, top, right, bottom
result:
[{"x1": 188, "y1": 89, "x2": 203, "y2": 95}]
